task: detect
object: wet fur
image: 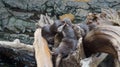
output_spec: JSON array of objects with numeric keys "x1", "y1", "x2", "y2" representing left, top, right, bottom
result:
[
  {"x1": 54, "y1": 23, "x2": 78, "y2": 67},
  {"x1": 42, "y1": 20, "x2": 64, "y2": 48}
]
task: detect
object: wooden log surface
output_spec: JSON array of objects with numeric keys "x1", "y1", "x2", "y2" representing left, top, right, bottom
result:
[
  {"x1": 0, "y1": 39, "x2": 34, "y2": 53},
  {"x1": 33, "y1": 28, "x2": 53, "y2": 67},
  {"x1": 80, "y1": 53, "x2": 108, "y2": 67},
  {"x1": 0, "y1": 39, "x2": 36, "y2": 67}
]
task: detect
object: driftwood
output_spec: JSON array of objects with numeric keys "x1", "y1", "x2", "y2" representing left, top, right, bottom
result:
[
  {"x1": 0, "y1": 39, "x2": 36, "y2": 67},
  {"x1": 0, "y1": 38, "x2": 108, "y2": 67},
  {"x1": 33, "y1": 28, "x2": 53, "y2": 67},
  {"x1": 0, "y1": 39, "x2": 34, "y2": 52},
  {"x1": 80, "y1": 53, "x2": 108, "y2": 67},
  {"x1": 85, "y1": 8, "x2": 120, "y2": 67}
]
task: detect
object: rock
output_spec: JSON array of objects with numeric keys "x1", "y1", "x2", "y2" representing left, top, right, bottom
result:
[
  {"x1": 0, "y1": 7, "x2": 10, "y2": 21},
  {"x1": 67, "y1": 2, "x2": 89, "y2": 9},
  {"x1": 0, "y1": 17, "x2": 35, "y2": 44},
  {"x1": 10, "y1": 11, "x2": 34, "y2": 20},
  {"x1": 46, "y1": 8, "x2": 54, "y2": 13},
  {"x1": 106, "y1": 0, "x2": 120, "y2": 2},
  {"x1": 3, "y1": 0, "x2": 47, "y2": 10},
  {"x1": 0, "y1": 0, "x2": 120, "y2": 41},
  {"x1": 76, "y1": 9, "x2": 88, "y2": 17},
  {"x1": 0, "y1": 0, "x2": 119, "y2": 44},
  {"x1": 2, "y1": 33, "x2": 34, "y2": 44},
  {"x1": 0, "y1": 27, "x2": 2, "y2": 31}
]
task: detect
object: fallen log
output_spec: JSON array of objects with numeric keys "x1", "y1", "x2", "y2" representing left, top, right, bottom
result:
[
  {"x1": 80, "y1": 53, "x2": 108, "y2": 67},
  {"x1": 0, "y1": 39, "x2": 36, "y2": 67},
  {"x1": 0, "y1": 39, "x2": 34, "y2": 53},
  {"x1": 0, "y1": 38, "x2": 109, "y2": 67}
]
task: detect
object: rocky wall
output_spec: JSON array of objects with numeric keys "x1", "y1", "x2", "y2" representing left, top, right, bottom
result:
[
  {"x1": 0, "y1": 0, "x2": 120, "y2": 67},
  {"x1": 0, "y1": 0, "x2": 120, "y2": 44}
]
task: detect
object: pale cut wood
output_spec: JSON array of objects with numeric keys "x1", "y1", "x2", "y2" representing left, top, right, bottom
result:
[
  {"x1": 0, "y1": 39, "x2": 34, "y2": 53},
  {"x1": 33, "y1": 28, "x2": 53, "y2": 67}
]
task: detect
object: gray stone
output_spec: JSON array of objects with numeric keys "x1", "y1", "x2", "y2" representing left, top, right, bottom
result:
[
  {"x1": 67, "y1": 1, "x2": 89, "y2": 9},
  {"x1": 11, "y1": 11, "x2": 34, "y2": 20},
  {"x1": 76, "y1": 9, "x2": 88, "y2": 17},
  {"x1": 0, "y1": 26, "x2": 2, "y2": 31},
  {"x1": 46, "y1": 1, "x2": 54, "y2": 7},
  {"x1": 1, "y1": 19, "x2": 9, "y2": 28},
  {"x1": 88, "y1": 0, "x2": 98, "y2": 4},
  {"x1": 3, "y1": 0, "x2": 28, "y2": 9},
  {"x1": 97, "y1": 0, "x2": 106, "y2": 2},
  {"x1": 3, "y1": 17, "x2": 35, "y2": 34},
  {"x1": 0, "y1": 0, "x2": 120, "y2": 48},
  {"x1": 46, "y1": 8, "x2": 54, "y2": 13},
  {"x1": 2, "y1": 33, "x2": 34, "y2": 44},
  {"x1": 0, "y1": 7, "x2": 10, "y2": 20},
  {"x1": 3, "y1": 0, "x2": 47, "y2": 10},
  {"x1": 106, "y1": 0, "x2": 120, "y2": 2}
]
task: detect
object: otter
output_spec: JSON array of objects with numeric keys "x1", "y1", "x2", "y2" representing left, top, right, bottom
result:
[
  {"x1": 42, "y1": 24, "x2": 55, "y2": 49},
  {"x1": 50, "y1": 20, "x2": 64, "y2": 34},
  {"x1": 53, "y1": 19, "x2": 78, "y2": 67},
  {"x1": 42, "y1": 20, "x2": 64, "y2": 48}
]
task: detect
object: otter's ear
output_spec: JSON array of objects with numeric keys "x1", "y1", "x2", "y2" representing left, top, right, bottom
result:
[{"x1": 63, "y1": 18, "x2": 72, "y2": 27}]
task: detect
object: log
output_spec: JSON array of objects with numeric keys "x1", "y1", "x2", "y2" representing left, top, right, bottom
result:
[
  {"x1": 33, "y1": 28, "x2": 53, "y2": 67},
  {"x1": 0, "y1": 39, "x2": 36, "y2": 67},
  {"x1": 80, "y1": 53, "x2": 108, "y2": 67},
  {"x1": 0, "y1": 39, "x2": 34, "y2": 53},
  {"x1": 0, "y1": 33, "x2": 108, "y2": 67}
]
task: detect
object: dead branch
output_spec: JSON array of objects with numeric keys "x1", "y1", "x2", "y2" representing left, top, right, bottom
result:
[
  {"x1": 0, "y1": 39, "x2": 36, "y2": 67},
  {"x1": 33, "y1": 28, "x2": 53, "y2": 67},
  {"x1": 37, "y1": 14, "x2": 54, "y2": 28},
  {"x1": 0, "y1": 39, "x2": 34, "y2": 53},
  {"x1": 80, "y1": 53, "x2": 108, "y2": 67}
]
